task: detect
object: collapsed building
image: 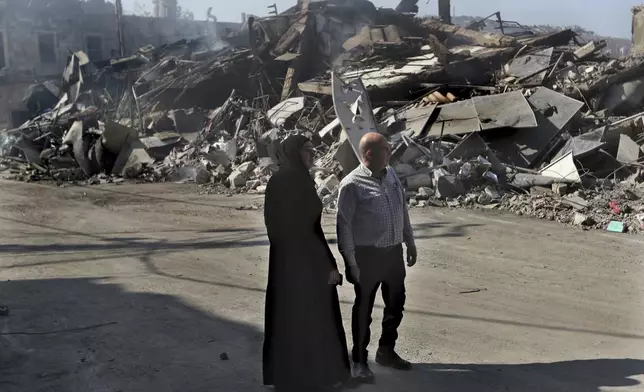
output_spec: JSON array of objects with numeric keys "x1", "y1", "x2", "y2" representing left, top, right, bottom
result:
[
  {"x1": 0, "y1": 0, "x2": 243, "y2": 129},
  {"x1": 3, "y1": 0, "x2": 644, "y2": 234}
]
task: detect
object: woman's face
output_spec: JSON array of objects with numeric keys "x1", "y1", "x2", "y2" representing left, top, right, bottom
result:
[{"x1": 300, "y1": 141, "x2": 315, "y2": 169}]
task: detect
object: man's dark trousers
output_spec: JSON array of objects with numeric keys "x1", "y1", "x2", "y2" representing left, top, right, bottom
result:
[{"x1": 351, "y1": 244, "x2": 406, "y2": 364}]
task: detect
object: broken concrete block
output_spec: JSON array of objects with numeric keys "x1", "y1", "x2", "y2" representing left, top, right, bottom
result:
[
  {"x1": 256, "y1": 185, "x2": 267, "y2": 194},
  {"x1": 168, "y1": 109, "x2": 204, "y2": 142},
  {"x1": 214, "y1": 164, "x2": 230, "y2": 179},
  {"x1": 102, "y1": 121, "x2": 137, "y2": 154},
  {"x1": 394, "y1": 163, "x2": 416, "y2": 177},
  {"x1": 416, "y1": 187, "x2": 432, "y2": 201},
  {"x1": 573, "y1": 213, "x2": 591, "y2": 226},
  {"x1": 486, "y1": 186, "x2": 501, "y2": 199},
  {"x1": 112, "y1": 137, "x2": 154, "y2": 176},
  {"x1": 62, "y1": 120, "x2": 84, "y2": 146},
  {"x1": 256, "y1": 158, "x2": 278, "y2": 176},
  {"x1": 123, "y1": 162, "x2": 145, "y2": 178},
  {"x1": 552, "y1": 183, "x2": 569, "y2": 196},
  {"x1": 246, "y1": 180, "x2": 261, "y2": 190},
  {"x1": 574, "y1": 40, "x2": 605, "y2": 60},
  {"x1": 195, "y1": 167, "x2": 212, "y2": 184},
  {"x1": 406, "y1": 173, "x2": 432, "y2": 191},
  {"x1": 205, "y1": 150, "x2": 231, "y2": 167},
  {"x1": 236, "y1": 161, "x2": 257, "y2": 175},
  {"x1": 267, "y1": 97, "x2": 305, "y2": 127},
  {"x1": 531, "y1": 186, "x2": 553, "y2": 196},
  {"x1": 169, "y1": 165, "x2": 211, "y2": 184},
  {"x1": 228, "y1": 170, "x2": 249, "y2": 189},
  {"x1": 617, "y1": 134, "x2": 641, "y2": 164},
  {"x1": 317, "y1": 185, "x2": 331, "y2": 198},
  {"x1": 562, "y1": 195, "x2": 589, "y2": 211},
  {"x1": 400, "y1": 145, "x2": 424, "y2": 164},
  {"x1": 477, "y1": 192, "x2": 493, "y2": 205},
  {"x1": 219, "y1": 139, "x2": 239, "y2": 161},
  {"x1": 435, "y1": 175, "x2": 465, "y2": 200},
  {"x1": 321, "y1": 174, "x2": 340, "y2": 192},
  {"x1": 409, "y1": 199, "x2": 419, "y2": 207},
  {"x1": 334, "y1": 139, "x2": 361, "y2": 173},
  {"x1": 314, "y1": 172, "x2": 325, "y2": 185}
]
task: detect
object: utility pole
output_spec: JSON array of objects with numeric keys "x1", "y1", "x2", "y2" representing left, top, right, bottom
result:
[
  {"x1": 267, "y1": 3, "x2": 278, "y2": 16},
  {"x1": 115, "y1": 0, "x2": 124, "y2": 56}
]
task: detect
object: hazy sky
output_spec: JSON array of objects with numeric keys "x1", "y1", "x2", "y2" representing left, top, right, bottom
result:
[{"x1": 122, "y1": 0, "x2": 641, "y2": 38}]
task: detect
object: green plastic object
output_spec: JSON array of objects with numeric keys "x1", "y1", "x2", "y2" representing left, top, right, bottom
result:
[{"x1": 607, "y1": 221, "x2": 626, "y2": 233}]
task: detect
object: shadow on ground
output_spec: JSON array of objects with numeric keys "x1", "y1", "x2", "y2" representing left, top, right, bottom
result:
[
  {"x1": 0, "y1": 216, "x2": 481, "y2": 257},
  {"x1": 1, "y1": 279, "x2": 643, "y2": 392},
  {"x1": 361, "y1": 359, "x2": 644, "y2": 392},
  {"x1": 0, "y1": 278, "x2": 264, "y2": 392},
  {"x1": 77, "y1": 184, "x2": 260, "y2": 210}
]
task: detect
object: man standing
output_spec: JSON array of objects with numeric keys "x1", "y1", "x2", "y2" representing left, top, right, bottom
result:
[{"x1": 336, "y1": 132, "x2": 417, "y2": 383}]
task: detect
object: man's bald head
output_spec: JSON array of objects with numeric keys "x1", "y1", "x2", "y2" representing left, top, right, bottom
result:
[
  {"x1": 359, "y1": 132, "x2": 386, "y2": 158},
  {"x1": 359, "y1": 132, "x2": 391, "y2": 172}
]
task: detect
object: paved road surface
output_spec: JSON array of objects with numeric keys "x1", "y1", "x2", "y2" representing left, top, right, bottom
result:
[{"x1": 1, "y1": 180, "x2": 644, "y2": 391}]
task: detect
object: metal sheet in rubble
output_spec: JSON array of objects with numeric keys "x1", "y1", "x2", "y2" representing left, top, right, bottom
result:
[
  {"x1": 332, "y1": 72, "x2": 377, "y2": 159},
  {"x1": 539, "y1": 151, "x2": 581, "y2": 182},
  {"x1": 551, "y1": 128, "x2": 605, "y2": 161},
  {"x1": 446, "y1": 132, "x2": 490, "y2": 160},
  {"x1": 428, "y1": 100, "x2": 479, "y2": 136},
  {"x1": 473, "y1": 91, "x2": 537, "y2": 130},
  {"x1": 529, "y1": 87, "x2": 584, "y2": 130},
  {"x1": 267, "y1": 97, "x2": 305, "y2": 127},
  {"x1": 492, "y1": 87, "x2": 584, "y2": 168},
  {"x1": 428, "y1": 91, "x2": 535, "y2": 137},
  {"x1": 616, "y1": 134, "x2": 642, "y2": 164},
  {"x1": 506, "y1": 47, "x2": 554, "y2": 85},
  {"x1": 400, "y1": 104, "x2": 437, "y2": 139}
]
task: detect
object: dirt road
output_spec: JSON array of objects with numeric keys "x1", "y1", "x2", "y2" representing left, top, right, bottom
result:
[{"x1": 1, "y1": 180, "x2": 644, "y2": 391}]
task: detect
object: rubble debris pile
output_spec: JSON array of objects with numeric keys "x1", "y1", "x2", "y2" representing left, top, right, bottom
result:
[{"x1": 4, "y1": 0, "x2": 644, "y2": 234}]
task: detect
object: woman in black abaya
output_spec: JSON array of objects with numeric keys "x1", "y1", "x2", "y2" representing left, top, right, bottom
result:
[{"x1": 263, "y1": 135, "x2": 351, "y2": 392}]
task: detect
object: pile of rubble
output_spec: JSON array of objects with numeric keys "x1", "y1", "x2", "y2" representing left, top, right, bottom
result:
[{"x1": 4, "y1": 0, "x2": 644, "y2": 234}]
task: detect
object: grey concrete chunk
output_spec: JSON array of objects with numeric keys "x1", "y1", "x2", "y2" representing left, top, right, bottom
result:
[
  {"x1": 236, "y1": 161, "x2": 257, "y2": 175},
  {"x1": 435, "y1": 175, "x2": 465, "y2": 200},
  {"x1": 228, "y1": 170, "x2": 249, "y2": 189},
  {"x1": 617, "y1": 134, "x2": 641, "y2": 164},
  {"x1": 573, "y1": 213, "x2": 592, "y2": 226},
  {"x1": 552, "y1": 183, "x2": 569, "y2": 196},
  {"x1": 394, "y1": 163, "x2": 417, "y2": 176},
  {"x1": 406, "y1": 173, "x2": 432, "y2": 191}
]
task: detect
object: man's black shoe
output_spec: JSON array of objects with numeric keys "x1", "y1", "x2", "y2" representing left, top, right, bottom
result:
[
  {"x1": 375, "y1": 348, "x2": 412, "y2": 371},
  {"x1": 352, "y1": 362, "x2": 375, "y2": 383}
]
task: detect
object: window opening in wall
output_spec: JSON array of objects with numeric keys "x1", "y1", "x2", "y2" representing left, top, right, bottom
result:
[
  {"x1": 38, "y1": 33, "x2": 56, "y2": 64},
  {"x1": 86, "y1": 35, "x2": 103, "y2": 61}
]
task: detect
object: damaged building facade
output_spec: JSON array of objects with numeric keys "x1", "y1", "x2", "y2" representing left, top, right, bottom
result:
[{"x1": 0, "y1": 0, "x2": 242, "y2": 128}]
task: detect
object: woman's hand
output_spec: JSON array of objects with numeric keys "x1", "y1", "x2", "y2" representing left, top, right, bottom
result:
[{"x1": 328, "y1": 270, "x2": 343, "y2": 286}]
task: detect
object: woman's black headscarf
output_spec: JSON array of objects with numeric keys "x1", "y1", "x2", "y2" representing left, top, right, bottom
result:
[{"x1": 277, "y1": 134, "x2": 310, "y2": 172}]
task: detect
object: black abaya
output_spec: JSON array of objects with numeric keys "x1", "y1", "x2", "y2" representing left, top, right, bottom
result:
[{"x1": 263, "y1": 136, "x2": 351, "y2": 392}]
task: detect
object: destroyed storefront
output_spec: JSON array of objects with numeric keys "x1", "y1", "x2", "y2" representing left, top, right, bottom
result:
[{"x1": 3, "y1": 0, "x2": 644, "y2": 235}]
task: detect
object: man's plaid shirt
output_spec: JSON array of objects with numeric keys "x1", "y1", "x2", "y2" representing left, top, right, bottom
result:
[{"x1": 336, "y1": 164, "x2": 415, "y2": 266}]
